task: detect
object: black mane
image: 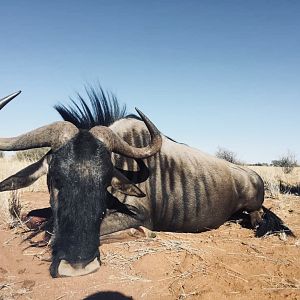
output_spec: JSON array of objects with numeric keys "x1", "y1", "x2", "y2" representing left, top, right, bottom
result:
[{"x1": 54, "y1": 85, "x2": 138, "y2": 129}]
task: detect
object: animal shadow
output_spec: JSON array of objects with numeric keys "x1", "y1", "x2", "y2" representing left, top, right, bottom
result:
[
  {"x1": 227, "y1": 211, "x2": 252, "y2": 229},
  {"x1": 83, "y1": 291, "x2": 133, "y2": 300}
]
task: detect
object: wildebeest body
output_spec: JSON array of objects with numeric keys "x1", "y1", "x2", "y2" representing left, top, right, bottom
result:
[{"x1": 100, "y1": 118, "x2": 264, "y2": 235}]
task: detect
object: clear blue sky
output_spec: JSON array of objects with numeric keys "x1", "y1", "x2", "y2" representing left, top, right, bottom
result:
[{"x1": 0, "y1": 1, "x2": 299, "y2": 163}]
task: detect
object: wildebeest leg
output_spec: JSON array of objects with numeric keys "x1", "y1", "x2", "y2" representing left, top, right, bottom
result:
[
  {"x1": 101, "y1": 193, "x2": 152, "y2": 237},
  {"x1": 100, "y1": 204, "x2": 151, "y2": 236},
  {"x1": 241, "y1": 179, "x2": 264, "y2": 229},
  {"x1": 100, "y1": 212, "x2": 149, "y2": 236},
  {"x1": 242, "y1": 196, "x2": 294, "y2": 237},
  {"x1": 249, "y1": 208, "x2": 264, "y2": 228},
  {"x1": 100, "y1": 227, "x2": 154, "y2": 245},
  {"x1": 243, "y1": 200, "x2": 264, "y2": 228}
]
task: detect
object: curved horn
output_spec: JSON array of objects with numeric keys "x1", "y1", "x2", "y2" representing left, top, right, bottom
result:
[
  {"x1": 0, "y1": 91, "x2": 21, "y2": 110},
  {"x1": 0, "y1": 121, "x2": 79, "y2": 151},
  {"x1": 90, "y1": 108, "x2": 162, "y2": 159}
]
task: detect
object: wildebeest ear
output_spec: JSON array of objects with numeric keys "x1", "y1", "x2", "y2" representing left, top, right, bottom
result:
[
  {"x1": 110, "y1": 169, "x2": 146, "y2": 197},
  {"x1": 0, "y1": 154, "x2": 50, "y2": 191}
]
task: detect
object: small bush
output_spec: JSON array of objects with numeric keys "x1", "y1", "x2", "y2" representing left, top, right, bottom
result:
[
  {"x1": 271, "y1": 151, "x2": 298, "y2": 174},
  {"x1": 215, "y1": 147, "x2": 240, "y2": 164},
  {"x1": 248, "y1": 162, "x2": 269, "y2": 167},
  {"x1": 8, "y1": 190, "x2": 22, "y2": 228},
  {"x1": 14, "y1": 148, "x2": 50, "y2": 162},
  {"x1": 0, "y1": 190, "x2": 22, "y2": 227}
]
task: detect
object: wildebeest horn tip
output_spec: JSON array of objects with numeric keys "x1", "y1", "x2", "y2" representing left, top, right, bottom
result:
[
  {"x1": 0, "y1": 90, "x2": 22, "y2": 110},
  {"x1": 135, "y1": 108, "x2": 157, "y2": 128},
  {"x1": 5, "y1": 90, "x2": 21, "y2": 99},
  {"x1": 135, "y1": 107, "x2": 143, "y2": 117}
]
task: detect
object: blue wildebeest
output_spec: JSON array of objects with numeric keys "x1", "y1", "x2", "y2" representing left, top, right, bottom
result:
[{"x1": 0, "y1": 88, "x2": 293, "y2": 278}]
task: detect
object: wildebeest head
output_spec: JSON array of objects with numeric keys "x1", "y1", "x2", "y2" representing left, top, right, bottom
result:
[{"x1": 0, "y1": 92, "x2": 162, "y2": 277}]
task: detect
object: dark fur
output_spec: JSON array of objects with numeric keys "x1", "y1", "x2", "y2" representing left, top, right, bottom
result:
[
  {"x1": 54, "y1": 85, "x2": 135, "y2": 129},
  {"x1": 256, "y1": 206, "x2": 295, "y2": 237},
  {"x1": 279, "y1": 181, "x2": 300, "y2": 196},
  {"x1": 48, "y1": 131, "x2": 113, "y2": 277}
]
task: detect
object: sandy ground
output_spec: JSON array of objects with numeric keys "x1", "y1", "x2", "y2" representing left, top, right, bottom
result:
[{"x1": 0, "y1": 192, "x2": 299, "y2": 300}]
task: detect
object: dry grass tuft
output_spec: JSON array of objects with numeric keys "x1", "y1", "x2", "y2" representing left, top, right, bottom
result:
[
  {"x1": 249, "y1": 166, "x2": 300, "y2": 198},
  {"x1": 0, "y1": 191, "x2": 19, "y2": 227},
  {"x1": 0, "y1": 190, "x2": 27, "y2": 230},
  {"x1": 0, "y1": 157, "x2": 47, "y2": 228},
  {"x1": 8, "y1": 190, "x2": 22, "y2": 225}
]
